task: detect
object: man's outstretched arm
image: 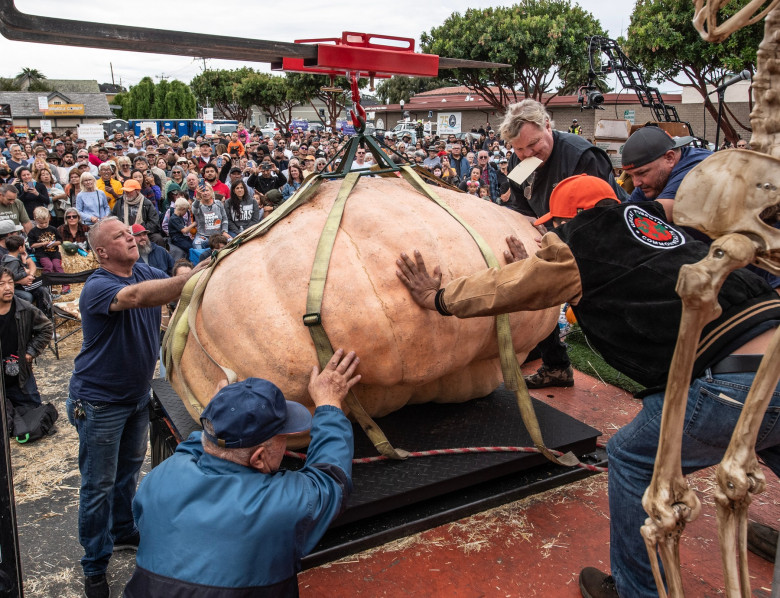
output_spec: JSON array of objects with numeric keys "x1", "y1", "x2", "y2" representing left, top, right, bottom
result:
[{"x1": 396, "y1": 233, "x2": 583, "y2": 318}]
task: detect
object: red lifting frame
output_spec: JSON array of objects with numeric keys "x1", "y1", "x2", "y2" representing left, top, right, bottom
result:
[{"x1": 276, "y1": 32, "x2": 440, "y2": 78}]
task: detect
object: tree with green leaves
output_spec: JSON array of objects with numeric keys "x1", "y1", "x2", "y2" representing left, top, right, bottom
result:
[
  {"x1": 375, "y1": 76, "x2": 446, "y2": 104},
  {"x1": 623, "y1": 0, "x2": 763, "y2": 144},
  {"x1": 420, "y1": 1, "x2": 606, "y2": 109},
  {"x1": 151, "y1": 79, "x2": 170, "y2": 119},
  {"x1": 0, "y1": 78, "x2": 22, "y2": 91},
  {"x1": 286, "y1": 73, "x2": 366, "y2": 131},
  {"x1": 125, "y1": 77, "x2": 155, "y2": 119},
  {"x1": 236, "y1": 73, "x2": 303, "y2": 134},
  {"x1": 164, "y1": 80, "x2": 197, "y2": 119},
  {"x1": 189, "y1": 67, "x2": 255, "y2": 122},
  {"x1": 113, "y1": 77, "x2": 196, "y2": 119},
  {"x1": 15, "y1": 68, "x2": 49, "y2": 91},
  {"x1": 112, "y1": 91, "x2": 129, "y2": 119}
]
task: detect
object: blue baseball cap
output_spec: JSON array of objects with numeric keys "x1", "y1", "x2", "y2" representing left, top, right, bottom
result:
[{"x1": 200, "y1": 378, "x2": 312, "y2": 448}]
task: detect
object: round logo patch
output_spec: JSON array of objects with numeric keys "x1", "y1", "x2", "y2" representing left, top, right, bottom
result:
[{"x1": 623, "y1": 206, "x2": 685, "y2": 249}]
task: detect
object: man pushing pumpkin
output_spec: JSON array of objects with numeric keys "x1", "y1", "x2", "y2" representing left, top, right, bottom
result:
[{"x1": 396, "y1": 173, "x2": 780, "y2": 598}]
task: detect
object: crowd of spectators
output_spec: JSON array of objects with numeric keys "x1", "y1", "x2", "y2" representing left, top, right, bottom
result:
[{"x1": 0, "y1": 120, "x2": 520, "y2": 276}]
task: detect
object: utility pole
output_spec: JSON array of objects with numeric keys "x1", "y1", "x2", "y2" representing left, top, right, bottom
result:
[
  {"x1": 193, "y1": 57, "x2": 208, "y2": 72},
  {"x1": 110, "y1": 62, "x2": 115, "y2": 86}
]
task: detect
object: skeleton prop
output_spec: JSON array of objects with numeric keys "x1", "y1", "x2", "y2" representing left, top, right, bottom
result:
[{"x1": 640, "y1": 2, "x2": 780, "y2": 596}]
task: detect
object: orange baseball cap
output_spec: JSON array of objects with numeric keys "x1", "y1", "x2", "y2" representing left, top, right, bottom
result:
[
  {"x1": 533, "y1": 174, "x2": 619, "y2": 226},
  {"x1": 122, "y1": 179, "x2": 141, "y2": 192}
]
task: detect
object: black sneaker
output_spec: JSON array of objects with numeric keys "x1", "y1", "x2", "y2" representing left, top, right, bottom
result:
[
  {"x1": 84, "y1": 573, "x2": 109, "y2": 598},
  {"x1": 748, "y1": 521, "x2": 778, "y2": 562},
  {"x1": 579, "y1": 567, "x2": 619, "y2": 598},
  {"x1": 524, "y1": 364, "x2": 575, "y2": 389},
  {"x1": 113, "y1": 530, "x2": 140, "y2": 552}
]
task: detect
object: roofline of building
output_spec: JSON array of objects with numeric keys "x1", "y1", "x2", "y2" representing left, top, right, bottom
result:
[{"x1": 371, "y1": 91, "x2": 682, "y2": 113}]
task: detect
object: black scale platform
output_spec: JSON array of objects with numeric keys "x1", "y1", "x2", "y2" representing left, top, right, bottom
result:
[{"x1": 149, "y1": 379, "x2": 604, "y2": 568}]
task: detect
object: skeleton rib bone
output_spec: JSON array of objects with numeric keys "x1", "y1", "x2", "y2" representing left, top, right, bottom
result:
[{"x1": 640, "y1": 3, "x2": 780, "y2": 596}]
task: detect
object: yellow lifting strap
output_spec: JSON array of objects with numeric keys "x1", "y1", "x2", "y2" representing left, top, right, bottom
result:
[
  {"x1": 303, "y1": 172, "x2": 409, "y2": 460},
  {"x1": 398, "y1": 165, "x2": 580, "y2": 467},
  {"x1": 162, "y1": 174, "x2": 326, "y2": 415},
  {"x1": 162, "y1": 167, "x2": 577, "y2": 466}
]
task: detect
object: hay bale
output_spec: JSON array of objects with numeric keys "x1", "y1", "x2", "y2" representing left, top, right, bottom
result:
[{"x1": 62, "y1": 252, "x2": 98, "y2": 273}]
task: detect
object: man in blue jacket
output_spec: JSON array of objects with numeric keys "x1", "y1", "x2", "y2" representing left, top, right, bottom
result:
[{"x1": 124, "y1": 348, "x2": 361, "y2": 597}]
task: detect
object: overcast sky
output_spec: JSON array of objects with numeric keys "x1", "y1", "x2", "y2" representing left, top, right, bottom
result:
[{"x1": 1, "y1": 0, "x2": 640, "y2": 90}]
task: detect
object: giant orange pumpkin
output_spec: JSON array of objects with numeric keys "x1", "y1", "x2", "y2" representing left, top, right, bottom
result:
[{"x1": 168, "y1": 175, "x2": 558, "y2": 442}]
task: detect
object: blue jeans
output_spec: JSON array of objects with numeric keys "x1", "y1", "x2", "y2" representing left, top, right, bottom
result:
[
  {"x1": 66, "y1": 395, "x2": 150, "y2": 577},
  {"x1": 13, "y1": 289, "x2": 32, "y2": 303},
  {"x1": 608, "y1": 371, "x2": 780, "y2": 597}
]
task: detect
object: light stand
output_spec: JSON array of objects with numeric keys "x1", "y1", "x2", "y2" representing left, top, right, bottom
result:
[{"x1": 714, "y1": 88, "x2": 725, "y2": 151}]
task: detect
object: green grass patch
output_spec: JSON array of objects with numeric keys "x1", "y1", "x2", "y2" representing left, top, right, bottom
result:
[{"x1": 564, "y1": 325, "x2": 645, "y2": 395}]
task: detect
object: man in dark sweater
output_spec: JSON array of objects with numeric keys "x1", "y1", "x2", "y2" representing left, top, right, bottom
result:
[
  {"x1": 131, "y1": 224, "x2": 173, "y2": 275},
  {"x1": 246, "y1": 157, "x2": 287, "y2": 204},
  {"x1": 0, "y1": 267, "x2": 53, "y2": 410},
  {"x1": 500, "y1": 100, "x2": 627, "y2": 388}
]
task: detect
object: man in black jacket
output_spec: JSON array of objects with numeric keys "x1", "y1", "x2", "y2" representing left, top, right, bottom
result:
[
  {"x1": 246, "y1": 157, "x2": 287, "y2": 204},
  {"x1": 397, "y1": 174, "x2": 780, "y2": 598},
  {"x1": 0, "y1": 267, "x2": 52, "y2": 410},
  {"x1": 499, "y1": 99, "x2": 627, "y2": 388}
]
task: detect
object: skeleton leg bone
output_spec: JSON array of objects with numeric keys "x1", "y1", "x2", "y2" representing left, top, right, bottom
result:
[
  {"x1": 715, "y1": 327, "x2": 780, "y2": 597},
  {"x1": 641, "y1": 233, "x2": 757, "y2": 598}
]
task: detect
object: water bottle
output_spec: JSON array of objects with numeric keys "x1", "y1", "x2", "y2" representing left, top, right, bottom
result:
[{"x1": 558, "y1": 304, "x2": 569, "y2": 339}]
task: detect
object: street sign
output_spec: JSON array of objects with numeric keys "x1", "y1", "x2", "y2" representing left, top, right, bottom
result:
[{"x1": 623, "y1": 110, "x2": 635, "y2": 124}]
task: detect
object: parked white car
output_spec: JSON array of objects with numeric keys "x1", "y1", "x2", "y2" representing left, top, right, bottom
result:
[{"x1": 260, "y1": 122, "x2": 279, "y2": 137}]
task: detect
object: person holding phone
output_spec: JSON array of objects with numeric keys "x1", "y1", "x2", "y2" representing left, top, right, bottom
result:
[
  {"x1": 246, "y1": 157, "x2": 287, "y2": 204},
  {"x1": 14, "y1": 166, "x2": 49, "y2": 220}
]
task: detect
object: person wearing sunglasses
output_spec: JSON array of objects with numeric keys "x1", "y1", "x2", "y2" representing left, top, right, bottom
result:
[
  {"x1": 57, "y1": 207, "x2": 90, "y2": 250},
  {"x1": 76, "y1": 151, "x2": 99, "y2": 177}
]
